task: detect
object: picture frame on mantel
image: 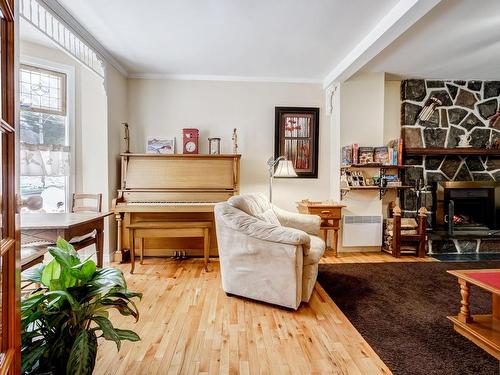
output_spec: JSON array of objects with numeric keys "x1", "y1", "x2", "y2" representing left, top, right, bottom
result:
[{"x1": 275, "y1": 107, "x2": 319, "y2": 178}]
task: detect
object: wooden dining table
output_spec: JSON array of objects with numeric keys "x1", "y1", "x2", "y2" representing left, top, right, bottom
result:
[{"x1": 20, "y1": 212, "x2": 112, "y2": 268}]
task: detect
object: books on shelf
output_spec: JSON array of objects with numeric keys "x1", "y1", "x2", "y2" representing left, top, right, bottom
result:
[
  {"x1": 341, "y1": 138, "x2": 404, "y2": 167},
  {"x1": 373, "y1": 147, "x2": 389, "y2": 164},
  {"x1": 341, "y1": 145, "x2": 352, "y2": 166}
]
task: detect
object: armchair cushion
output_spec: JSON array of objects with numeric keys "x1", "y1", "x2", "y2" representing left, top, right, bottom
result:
[
  {"x1": 304, "y1": 235, "x2": 325, "y2": 266},
  {"x1": 273, "y1": 206, "x2": 321, "y2": 235},
  {"x1": 216, "y1": 203, "x2": 310, "y2": 247},
  {"x1": 228, "y1": 193, "x2": 272, "y2": 217}
]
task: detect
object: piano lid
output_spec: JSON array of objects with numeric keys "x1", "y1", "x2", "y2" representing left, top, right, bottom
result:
[{"x1": 122, "y1": 153, "x2": 241, "y2": 191}]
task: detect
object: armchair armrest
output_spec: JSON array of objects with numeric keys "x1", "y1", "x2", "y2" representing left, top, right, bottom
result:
[
  {"x1": 273, "y1": 206, "x2": 321, "y2": 235},
  {"x1": 215, "y1": 203, "x2": 310, "y2": 247}
]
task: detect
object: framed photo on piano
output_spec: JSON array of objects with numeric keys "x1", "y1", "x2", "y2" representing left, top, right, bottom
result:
[
  {"x1": 146, "y1": 137, "x2": 176, "y2": 154},
  {"x1": 275, "y1": 107, "x2": 319, "y2": 178}
]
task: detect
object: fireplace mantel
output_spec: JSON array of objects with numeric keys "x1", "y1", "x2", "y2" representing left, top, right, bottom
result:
[{"x1": 405, "y1": 148, "x2": 500, "y2": 156}]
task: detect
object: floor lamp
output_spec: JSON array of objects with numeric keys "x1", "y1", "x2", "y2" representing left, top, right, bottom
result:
[{"x1": 267, "y1": 156, "x2": 297, "y2": 203}]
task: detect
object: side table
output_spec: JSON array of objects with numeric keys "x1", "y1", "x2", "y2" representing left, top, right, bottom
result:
[{"x1": 297, "y1": 200, "x2": 345, "y2": 256}]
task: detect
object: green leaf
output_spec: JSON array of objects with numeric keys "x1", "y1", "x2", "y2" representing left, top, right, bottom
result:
[
  {"x1": 48, "y1": 245, "x2": 80, "y2": 270},
  {"x1": 67, "y1": 330, "x2": 97, "y2": 375},
  {"x1": 22, "y1": 264, "x2": 45, "y2": 283},
  {"x1": 115, "y1": 328, "x2": 141, "y2": 343},
  {"x1": 76, "y1": 260, "x2": 97, "y2": 283},
  {"x1": 21, "y1": 291, "x2": 46, "y2": 313},
  {"x1": 21, "y1": 340, "x2": 46, "y2": 374},
  {"x1": 41, "y1": 259, "x2": 61, "y2": 288},
  {"x1": 92, "y1": 316, "x2": 121, "y2": 350},
  {"x1": 100, "y1": 298, "x2": 139, "y2": 320},
  {"x1": 107, "y1": 287, "x2": 143, "y2": 300},
  {"x1": 89, "y1": 268, "x2": 126, "y2": 289},
  {"x1": 45, "y1": 290, "x2": 81, "y2": 311},
  {"x1": 56, "y1": 236, "x2": 78, "y2": 255},
  {"x1": 59, "y1": 267, "x2": 78, "y2": 289}
]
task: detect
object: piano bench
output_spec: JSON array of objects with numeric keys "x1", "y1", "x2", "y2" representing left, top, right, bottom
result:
[{"x1": 127, "y1": 221, "x2": 213, "y2": 273}]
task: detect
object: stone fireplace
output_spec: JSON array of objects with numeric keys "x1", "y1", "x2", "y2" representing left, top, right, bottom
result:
[{"x1": 400, "y1": 79, "x2": 500, "y2": 254}]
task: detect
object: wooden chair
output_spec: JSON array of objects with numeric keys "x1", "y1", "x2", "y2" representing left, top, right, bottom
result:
[
  {"x1": 384, "y1": 206, "x2": 428, "y2": 258},
  {"x1": 21, "y1": 245, "x2": 48, "y2": 271},
  {"x1": 70, "y1": 193, "x2": 103, "y2": 255},
  {"x1": 72, "y1": 193, "x2": 102, "y2": 213}
]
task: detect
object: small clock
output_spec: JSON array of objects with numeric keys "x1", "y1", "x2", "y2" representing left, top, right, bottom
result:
[{"x1": 182, "y1": 128, "x2": 199, "y2": 154}]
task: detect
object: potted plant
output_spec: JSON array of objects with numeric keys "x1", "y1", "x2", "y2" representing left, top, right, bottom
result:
[{"x1": 21, "y1": 238, "x2": 142, "y2": 375}]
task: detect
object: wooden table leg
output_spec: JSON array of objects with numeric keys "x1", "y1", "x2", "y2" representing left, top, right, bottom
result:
[
  {"x1": 458, "y1": 279, "x2": 473, "y2": 323},
  {"x1": 130, "y1": 229, "x2": 136, "y2": 274},
  {"x1": 322, "y1": 228, "x2": 330, "y2": 250},
  {"x1": 96, "y1": 228, "x2": 104, "y2": 268},
  {"x1": 333, "y1": 228, "x2": 339, "y2": 257},
  {"x1": 203, "y1": 228, "x2": 210, "y2": 272}
]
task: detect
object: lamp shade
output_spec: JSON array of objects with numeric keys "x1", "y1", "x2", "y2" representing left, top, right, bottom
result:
[{"x1": 273, "y1": 159, "x2": 297, "y2": 178}]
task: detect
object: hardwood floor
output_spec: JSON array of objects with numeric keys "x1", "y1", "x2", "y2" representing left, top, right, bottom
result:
[{"x1": 94, "y1": 252, "x2": 436, "y2": 375}]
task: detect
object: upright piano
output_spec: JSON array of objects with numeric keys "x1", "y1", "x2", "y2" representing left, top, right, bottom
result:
[{"x1": 112, "y1": 153, "x2": 241, "y2": 260}]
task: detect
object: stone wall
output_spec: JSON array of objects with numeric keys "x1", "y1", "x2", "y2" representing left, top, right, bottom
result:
[{"x1": 400, "y1": 79, "x2": 500, "y2": 254}]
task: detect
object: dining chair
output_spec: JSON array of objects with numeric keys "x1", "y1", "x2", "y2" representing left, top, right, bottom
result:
[{"x1": 72, "y1": 193, "x2": 102, "y2": 213}]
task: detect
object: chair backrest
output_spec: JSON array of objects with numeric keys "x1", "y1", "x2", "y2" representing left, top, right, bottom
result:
[
  {"x1": 72, "y1": 193, "x2": 102, "y2": 213},
  {"x1": 227, "y1": 193, "x2": 272, "y2": 218}
]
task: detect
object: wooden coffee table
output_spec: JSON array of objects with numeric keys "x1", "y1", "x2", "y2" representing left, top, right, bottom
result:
[{"x1": 447, "y1": 269, "x2": 500, "y2": 359}]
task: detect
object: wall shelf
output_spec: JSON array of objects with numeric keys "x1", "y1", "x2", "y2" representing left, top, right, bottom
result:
[
  {"x1": 341, "y1": 164, "x2": 410, "y2": 169},
  {"x1": 405, "y1": 148, "x2": 500, "y2": 156},
  {"x1": 341, "y1": 185, "x2": 414, "y2": 200}
]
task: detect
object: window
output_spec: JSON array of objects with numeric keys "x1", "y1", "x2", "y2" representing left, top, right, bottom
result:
[{"x1": 19, "y1": 64, "x2": 71, "y2": 212}]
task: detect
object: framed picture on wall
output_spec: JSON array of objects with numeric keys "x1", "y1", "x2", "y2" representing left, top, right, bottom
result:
[
  {"x1": 146, "y1": 137, "x2": 176, "y2": 154},
  {"x1": 275, "y1": 107, "x2": 319, "y2": 178}
]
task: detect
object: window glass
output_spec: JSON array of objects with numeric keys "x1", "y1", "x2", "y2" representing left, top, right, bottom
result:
[
  {"x1": 19, "y1": 64, "x2": 66, "y2": 115},
  {"x1": 19, "y1": 64, "x2": 69, "y2": 212}
]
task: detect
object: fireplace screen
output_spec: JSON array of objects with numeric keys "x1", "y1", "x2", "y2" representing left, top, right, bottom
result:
[{"x1": 435, "y1": 182, "x2": 498, "y2": 233}]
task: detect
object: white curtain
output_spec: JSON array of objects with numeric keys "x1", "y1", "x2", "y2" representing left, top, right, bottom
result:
[{"x1": 20, "y1": 143, "x2": 70, "y2": 176}]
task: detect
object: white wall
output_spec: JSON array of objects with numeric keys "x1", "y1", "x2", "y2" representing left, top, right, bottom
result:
[
  {"x1": 105, "y1": 63, "x2": 129, "y2": 255},
  {"x1": 384, "y1": 80, "x2": 401, "y2": 144},
  {"x1": 336, "y1": 72, "x2": 386, "y2": 251},
  {"x1": 127, "y1": 79, "x2": 329, "y2": 211}
]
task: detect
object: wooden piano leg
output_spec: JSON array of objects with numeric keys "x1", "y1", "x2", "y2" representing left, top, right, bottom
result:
[
  {"x1": 203, "y1": 227, "x2": 210, "y2": 272},
  {"x1": 130, "y1": 229, "x2": 136, "y2": 274}
]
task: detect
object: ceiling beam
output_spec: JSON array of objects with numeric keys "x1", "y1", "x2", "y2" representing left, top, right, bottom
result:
[
  {"x1": 40, "y1": 0, "x2": 129, "y2": 77},
  {"x1": 323, "y1": 0, "x2": 442, "y2": 88}
]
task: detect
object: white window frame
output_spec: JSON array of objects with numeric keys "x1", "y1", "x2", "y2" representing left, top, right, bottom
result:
[{"x1": 20, "y1": 55, "x2": 76, "y2": 210}]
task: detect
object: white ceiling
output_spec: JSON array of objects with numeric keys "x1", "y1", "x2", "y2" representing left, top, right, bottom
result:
[
  {"x1": 57, "y1": 0, "x2": 399, "y2": 81},
  {"x1": 363, "y1": 0, "x2": 500, "y2": 80}
]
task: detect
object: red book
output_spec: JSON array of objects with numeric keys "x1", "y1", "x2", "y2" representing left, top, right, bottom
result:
[
  {"x1": 397, "y1": 138, "x2": 403, "y2": 166},
  {"x1": 352, "y1": 144, "x2": 358, "y2": 164}
]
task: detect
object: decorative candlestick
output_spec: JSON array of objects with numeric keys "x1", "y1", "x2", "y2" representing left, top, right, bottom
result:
[
  {"x1": 122, "y1": 122, "x2": 130, "y2": 153},
  {"x1": 232, "y1": 128, "x2": 238, "y2": 154}
]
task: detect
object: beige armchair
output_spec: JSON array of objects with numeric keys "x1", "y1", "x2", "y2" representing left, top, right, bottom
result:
[{"x1": 214, "y1": 193, "x2": 325, "y2": 310}]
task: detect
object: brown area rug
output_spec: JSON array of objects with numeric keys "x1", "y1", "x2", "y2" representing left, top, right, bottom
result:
[{"x1": 318, "y1": 261, "x2": 500, "y2": 375}]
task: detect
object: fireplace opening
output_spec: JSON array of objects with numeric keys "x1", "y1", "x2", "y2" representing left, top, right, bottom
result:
[{"x1": 434, "y1": 182, "x2": 499, "y2": 234}]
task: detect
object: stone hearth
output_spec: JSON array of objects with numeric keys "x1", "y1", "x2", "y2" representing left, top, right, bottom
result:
[{"x1": 400, "y1": 79, "x2": 500, "y2": 254}]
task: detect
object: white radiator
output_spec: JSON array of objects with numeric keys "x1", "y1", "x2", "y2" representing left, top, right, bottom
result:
[{"x1": 342, "y1": 215, "x2": 383, "y2": 247}]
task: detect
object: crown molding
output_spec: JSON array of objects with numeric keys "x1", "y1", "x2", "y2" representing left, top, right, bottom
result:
[
  {"x1": 128, "y1": 73, "x2": 322, "y2": 84},
  {"x1": 39, "y1": 0, "x2": 129, "y2": 77}
]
